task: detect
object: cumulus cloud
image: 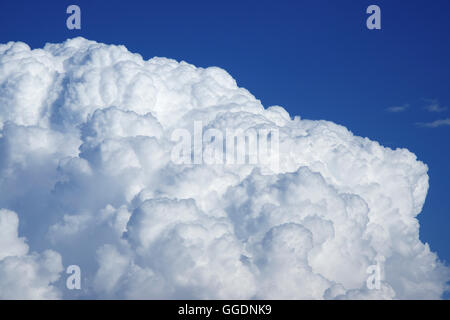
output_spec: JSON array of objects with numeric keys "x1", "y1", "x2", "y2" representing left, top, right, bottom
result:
[
  {"x1": 0, "y1": 38, "x2": 448, "y2": 299},
  {"x1": 0, "y1": 209, "x2": 63, "y2": 299}
]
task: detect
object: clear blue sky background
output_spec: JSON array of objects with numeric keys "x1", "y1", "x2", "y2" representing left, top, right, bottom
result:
[{"x1": 1, "y1": 0, "x2": 449, "y2": 297}]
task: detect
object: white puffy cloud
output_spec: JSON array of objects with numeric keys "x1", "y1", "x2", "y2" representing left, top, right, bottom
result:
[
  {"x1": 0, "y1": 209, "x2": 28, "y2": 260},
  {"x1": 0, "y1": 38, "x2": 448, "y2": 299},
  {"x1": 0, "y1": 209, "x2": 63, "y2": 299}
]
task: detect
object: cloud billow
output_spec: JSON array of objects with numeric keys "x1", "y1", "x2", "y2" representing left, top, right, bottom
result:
[{"x1": 0, "y1": 38, "x2": 448, "y2": 299}]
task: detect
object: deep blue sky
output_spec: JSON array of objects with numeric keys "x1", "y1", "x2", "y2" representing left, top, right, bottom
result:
[{"x1": 1, "y1": 0, "x2": 449, "y2": 295}]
